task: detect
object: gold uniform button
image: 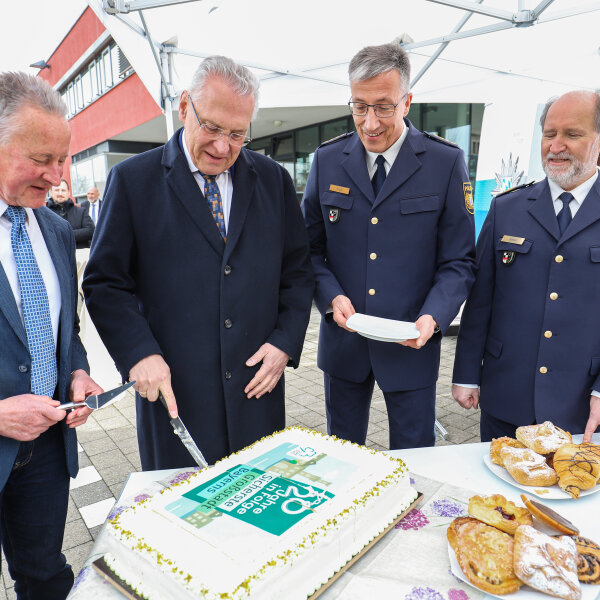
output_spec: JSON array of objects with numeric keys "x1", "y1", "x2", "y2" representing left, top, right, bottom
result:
[
  {"x1": 539, "y1": 366, "x2": 548, "y2": 374},
  {"x1": 555, "y1": 255, "x2": 564, "y2": 263},
  {"x1": 370, "y1": 253, "x2": 377, "y2": 260},
  {"x1": 371, "y1": 217, "x2": 378, "y2": 225},
  {"x1": 368, "y1": 289, "x2": 376, "y2": 295},
  {"x1": 549, "y1": 292, "x2": 558, "y2": 300},
  {"x1": 544, "y1": 331, "x2": 552, "y2": 338}
]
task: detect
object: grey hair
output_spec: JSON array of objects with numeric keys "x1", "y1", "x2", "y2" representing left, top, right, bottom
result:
[
  {"x1": 0, "y1": 71, "x2": 67, "y2": 144},
  {"x1": 349, "y1": 40, "x2": 411, "y2": 93},
  {"x1": 189, "y1": 55, "x2": 259, "y2": 117},
  {"x1": 540, "y1": 91, "x2": 600, "y2": 132}
]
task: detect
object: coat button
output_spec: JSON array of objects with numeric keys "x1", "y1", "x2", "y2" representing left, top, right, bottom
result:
[
  {"x1": 224, "y1": 265, "x2": 232, "y2": 275},
  {"x1": 549, "y1": 292, "x2": 558, "y2": 300},
  {"x1": 225, "y1": 370, "x2": 232, "y2": 380},
  {"x1": 539, "y1": 366, "x2": 548, "y2": 374},
  {"x1": 544, "y1": 330, "x2": 552, "y2": 338},
  {"x1": 224, "y1": 319, "x2": 232, "y2": 329},
  {"x1": 371, "y1": 217, "x2": 378, "y2": 225},
  {"x1": 368, "y1": 288, "x2": 376, "y2": 295},
  {"x1": 370, "y1": 253, "x2": 377, "y2": 260},
  {"x1": 555, "y1": 255, "x2": 563, "y2": 263},
  {"x1": 18, "y1": 364, "x2": 28, "y2": 373}
]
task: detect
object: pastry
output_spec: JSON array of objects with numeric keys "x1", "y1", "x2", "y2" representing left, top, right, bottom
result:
[
  {"x1": 520, "y1": 494, "x2": 579, "y2": 535},
  {"x1": 516, "y1": 421, "x2": 572, "y2": 455},
  {"x1": 553, "y1": 443, "x2": 600, "y2": 499},
  {"x1": 513, "y1": 524, "x2": 581, "y2": 600},
  {"x1": 500, "y1": 446, "x2": 558, "y2": 486},
  {"x1": 572, "y1": 536, "x2": 600, "y2": 584},
  {"x1": 447, "y1": 516, "x2": 522, "y2": 595},
  {"x1": 490, "y1": 437, "x2": 526, "y2": 466},
  {"x1": 468, "y1": 494, "x2": 532, "y2": 535}
]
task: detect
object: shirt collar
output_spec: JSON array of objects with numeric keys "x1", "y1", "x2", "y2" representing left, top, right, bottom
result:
[
  {"x1": 0, "y1": 196, "x2": 32, "y2": 224},
  {"x1": 547, "y1": 167, "x2": 599, "y2": 204},
  {"x1": 365, "y1": 120, "x2": 409, "y2": 173}
]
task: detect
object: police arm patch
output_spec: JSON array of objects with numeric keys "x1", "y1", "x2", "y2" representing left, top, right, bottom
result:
[{"x1": 463, "y1": 182, "x2": 474, "y2": 214}]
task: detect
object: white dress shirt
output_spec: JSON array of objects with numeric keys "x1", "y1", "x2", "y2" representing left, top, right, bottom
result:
[
  {"x1": 0, "y1": 197, "x2": 61, "y2": 348},
  {"x1": 182, "y1": 130, "x2": 233, "y2": 234},
  {"x1": 365, "y1": 121, "x2": 409, "y2": 178}
]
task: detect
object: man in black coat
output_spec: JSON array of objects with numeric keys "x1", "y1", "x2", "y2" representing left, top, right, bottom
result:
[{"x1": 47, "y1": 179, "x2": 94, "y2": 248}]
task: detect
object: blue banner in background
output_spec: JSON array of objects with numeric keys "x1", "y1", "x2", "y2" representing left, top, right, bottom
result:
[{"x1": 474, "y1": 178, "x2": 495, "y2": 238}]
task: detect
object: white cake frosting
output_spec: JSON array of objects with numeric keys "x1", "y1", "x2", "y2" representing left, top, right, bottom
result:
[{"x1": 104, "y1": 427, "x2": 418, "y2": 599}]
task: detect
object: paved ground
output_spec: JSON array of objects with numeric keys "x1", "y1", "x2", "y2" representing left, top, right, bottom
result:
[{"x1": 1, "y1": 306, "x2": 480, "y2": 599}]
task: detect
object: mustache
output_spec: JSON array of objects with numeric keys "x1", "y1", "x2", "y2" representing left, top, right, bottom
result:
[{"x1": 545, "y1": 151, "x2": 573, "y2": 161}]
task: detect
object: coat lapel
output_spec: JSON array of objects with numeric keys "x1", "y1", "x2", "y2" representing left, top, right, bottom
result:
[
  {"x1": 225, "y1": 149, "x2": 256, "y2": 260},
  {"x1": 341, "y1": 135, "x2": 374, "y2": 203},
  {"x1": 560, "y1": 176, "x2": 600, "y2": 244},
  {"x1": 527, "y1": 180, "x2": 560, "y2": 241},
  {"x1": 0, "y1": 261, "x2": 27, "y2": 348},
  {"x1": 162, "y1": 130, "x2": 225, "y2": 256}
]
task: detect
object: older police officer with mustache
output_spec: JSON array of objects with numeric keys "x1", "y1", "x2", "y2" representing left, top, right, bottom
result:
[{"x1": 453, "y1": 90, "x2": 600, "y2": 442}]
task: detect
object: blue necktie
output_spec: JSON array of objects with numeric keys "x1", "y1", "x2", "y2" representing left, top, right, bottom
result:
[
  {"x1": 200, "y1": 173, "x2": 226, "y2": 241},
  {"x1": 5, "y1": 206, "x2": 57, "y2": 397},
  {"x1": 371, "y1": 155, "x2": 386, "y2": 198},
  {"x1": 557, "y1": 192, "x2": 574, "y2": 236},
  {"x1": 91, "y1": 202, "x2": 97, "y2": 224}
]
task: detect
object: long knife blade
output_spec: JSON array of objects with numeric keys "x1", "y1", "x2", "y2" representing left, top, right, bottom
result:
[{"x1": 158, "y1": 392, "x2": 209, "y2": 468}]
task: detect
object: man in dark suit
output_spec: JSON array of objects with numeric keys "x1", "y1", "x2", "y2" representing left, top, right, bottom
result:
[
  {"x1": 0, "y1": 72, "x2": 102, "y2": 599},
  {"x1": 452, "y1": 90, "x2": 600, "y2": 442},
  {"x1": 79, "y1": 186, "x2": 102, "y2": 225},
  {"x1": 84, "y1": 56, "x2": 313, "y2": 470},
  {"x1": 302, "y1": 41, "x2": 476, "y2": 449}
]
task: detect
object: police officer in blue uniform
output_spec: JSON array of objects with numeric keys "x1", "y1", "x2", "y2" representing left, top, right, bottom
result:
[
  {"x1": 452, "y1": 90, "x2": 600, "y2": 443},
  {"x1": 303, "y1": 41, "x2": 476, "y2": 449}
]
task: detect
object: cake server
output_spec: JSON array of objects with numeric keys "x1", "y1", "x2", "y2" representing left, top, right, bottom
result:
[
  {"x1": 58, "y1": 380, "x2": 136, "y2": 410},
  {"x1": 158, "y1": 392, "x2": 209, "y2": 468}
]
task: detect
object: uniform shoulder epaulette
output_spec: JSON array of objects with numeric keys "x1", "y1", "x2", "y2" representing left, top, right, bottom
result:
[
  {"x1": 318, "y1": 132, "x2": 354, "y2": 148},
  {"x1": 423, "y1": 131, "x2": 458, "y2": 147},
  {"x1": 494, "y1": 180, "x2": 536, "y2": 198}
]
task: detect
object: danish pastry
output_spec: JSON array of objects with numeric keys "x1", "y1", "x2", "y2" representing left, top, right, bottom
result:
[
  {"x1": 468, "y1": 494, "x2": 532, "y2": 535},
  {"x1": 520, "y1": 494, "x2": 579, "y2": 535},
  {"x1": 447, "y1": 516, "x2": 522, "y2": 595},
  {"x1": 572, "y1": 536, "x2": 600, "y2": 584},
  {"x1": 513, "y1": 525, "x2": 581, "y2": 600},
  {"x1": 500, "y1": 446, "x2": 558, "y2": 487},
  {"x1": 553, "y1": 443, "x2": 600, "y2": 499},
  {"x1": 490, "y1": 437, "x2": 526, "y2": 466},
  {"x1": 515, "y1": 421, "x2": 572, "y2": 455}
]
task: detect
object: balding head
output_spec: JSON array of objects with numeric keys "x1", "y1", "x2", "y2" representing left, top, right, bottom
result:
[{"x1": 86, "y1": 186, "x2": 100, "y2": 203}]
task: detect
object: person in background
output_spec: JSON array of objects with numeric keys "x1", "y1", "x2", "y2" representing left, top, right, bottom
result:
[
  {"x1": 83, "y1": 55, "x2": 314, "y2": 470},
  {"x1": 302, "y1": 40, "x2": 476, "y2": 450},
  {"x1": 452, "y1": 90, "x2": 600, "y2": 443},
  {"x1": 0, "y1": 71, "x2": 102, "y2": 600},
  {"x1": 47, "y1": 178, "x2": 94, "y2": 248},
  {"x1": 79, "y1": 186, "x2": 102, "y2": 225}
]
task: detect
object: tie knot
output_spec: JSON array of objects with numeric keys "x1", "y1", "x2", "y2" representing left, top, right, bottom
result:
[
  {"x1": 4, "y1": 205, "x2": 26, "y2": 225},
  {"x1": 559, "y1": 192, "x2": 574, "y2": 207},
  {"x1": 200, "y1": 173, "x2": 217, "y2": 184},
  {"x1": 375, "y1": 155, "x2": 386, "y2": 168}
]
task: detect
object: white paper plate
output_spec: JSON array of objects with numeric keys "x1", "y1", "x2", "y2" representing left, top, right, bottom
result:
[
  {"x1": 482, "y1": 454, "x2": 600, "y2": 500},
  {"x1": 448, "y1": 542, "x2": 596, "y2": 600},
  {"x1": 345, "y1": 313, "x2": 420, "y2": 343}
]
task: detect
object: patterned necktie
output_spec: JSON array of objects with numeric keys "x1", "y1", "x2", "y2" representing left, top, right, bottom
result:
[
  {"x1": 201, "y1": 173, "x2": 226, "y2": 241},
  {"x1": 371, "y1": 155, "x2": 386, "y2": 197},
  {"x1": 5, "y1": 206, "x2": 57, "y2": 397},
  {"x1": 557, "y1": 192, "x2": 574, "y2": 236}
]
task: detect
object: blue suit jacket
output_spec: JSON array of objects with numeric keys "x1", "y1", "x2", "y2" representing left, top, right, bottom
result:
[
  {"x1": 303, "y1": 122, "x2": 476, "y2": 391},
  {"x1": 453, "y1": 177, "x2": 600, "y2": 434},
  {"x1": 83, "y1": 129, "x2": 314, "y2": 468},
  {"x1": 0, "y1": 207, "x2": 88, "y2": 490}
]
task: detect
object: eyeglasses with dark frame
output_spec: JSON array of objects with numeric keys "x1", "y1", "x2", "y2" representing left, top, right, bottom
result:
[
  {"x1": 187, "y1": 91, "x2": 252, "y2": 147},
  {"x1": 347, "y1": 94, "x2": 408, "y2": 118}
]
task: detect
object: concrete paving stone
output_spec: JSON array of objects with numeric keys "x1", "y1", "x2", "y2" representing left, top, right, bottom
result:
[
  {"x1": 89, "y1": 405, "x2": 120, "y2": 421},
  {"x1": 114, "y1": 437, "x2": 140, "y2": 455},
  {"x1": 289, "y1": 379, "x2": 320, "y2": 391},
  {"x1": 126, "y1": 452, "x2": 142, "y2": 471},
  {"x1": 367, "y1": 442, "x2": 387, "y2": 452},
  {"x1": 70, "y1": 465, "x2": 102, "y2": 489},
  {"x1": 295, "y1": 411, "x2": 326, "y2": 428},
  {"x1": 76, "y1": 425, "x2": 109, "y2": 443},
  {"x1": 83, "y1": 436, "x2": 118, "y2": 456},
  {"x1": 66, "y1": 495, "x2": 80, "y2": 524},
  {"x1": 366, "y1": 430, "x2": 390, "y2": 448},
  {"x1": 61, "y1": 518, "x2": 92, "y2": 550},
  {"x1": 440, "y1": 412, "x2": 475, "y2": 430},
  {"x1": 97, "y1": 415, "x2": 130, "y2": 431},
  {"x1": 312, "y1": 423, "x2": 329, "y2": 435},
  {"x1": 70, "y1": 480, "x2": 114, "y2": 509},
  {"x1": 106, "y1": 426, "x2": 138, "y2": 443},
  {"x1": 285, "y1": 417, "x2": 301, "y2": 427},
  {"x1": 79, "y1": 498, "x2": 116, "y2": 529},
  {"x1": 286, "y1": 403, "x2": 311, "y2": 418},
  {"x1": 64, "y1": 540, "x2": 94, "y2": 581},
  {"x1": 77, "y1": 452, "x2": 92, "y2": 469},
  {"x1": 369, "y1": 409, "x2": 389, "y2": 424},
  {"x1": 89, "y1": 448, "x2": 129, "y2": 470},
  {"x1": 446, "y1": 428, "x2": 482, "y2": 445},
  {"x1": 89, "y1": 525, "x2": 104, "y2": 541},
  {"x1": 116, "y1": 405, "x2": 137, "y2": 420},
  {"x1": 366, "y1": 421, "x2": 382, "y2": 436}
]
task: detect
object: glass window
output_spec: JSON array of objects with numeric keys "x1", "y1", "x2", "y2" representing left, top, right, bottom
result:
[
  {"x1": 111, "y1": 45, "x2": 120, "y2": 82},
  {"x1": 82, "y1": 69, "x2": 92, "y2": 106},
  {"x1": 321, "y1": 118, "x2": 350, "y2": 144},
  {"x1": 407, "y1": 103, "x2": 421, "y2": 128},
  {"x1": 71, "y1": 159, "x2": 94, "y2": 197},
  {"x1": 295, "y1": 126, "x2": 319, "y2": 194},
  {"x1": 273, "y1": 136, "x2": 293, "y2": 159},
  {"x1": 103, "y1": 49, "x2": 113, "y2": 87},
  {"x1": 89, "y1": 61, "x2": 98, "y2": 98},
  {"x1": 92, "y1": 155, "x2": 108, "y2": 186}
]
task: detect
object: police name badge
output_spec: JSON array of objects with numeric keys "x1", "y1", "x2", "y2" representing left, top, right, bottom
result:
[
  {"x1": 329, "y1": 184, "x2": 350, "y2": 195},
  {"x1": 328, "y1": 208, "x2": 340, "y2": 223},
  {"x1": 463, "y1": 182, "x2": 474, "y2": 214},
  {"x1": 502, "y1": 251, "x2": 515, "y2": 265}
]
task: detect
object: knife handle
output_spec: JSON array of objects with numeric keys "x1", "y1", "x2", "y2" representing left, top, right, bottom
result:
[{"x1": 158, "y1": 391, "x2": 169, "y2": 413}]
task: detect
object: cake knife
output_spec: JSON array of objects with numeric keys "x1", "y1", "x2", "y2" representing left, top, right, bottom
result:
[{"x1": 158, "y1": 392, "x2": 209, "y2": 468}]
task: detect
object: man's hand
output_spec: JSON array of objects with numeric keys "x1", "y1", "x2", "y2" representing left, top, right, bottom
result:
[
  {"x1": 452, "y1": 384, "x2": 480, "y2": 410},
  {"x1": 129, "y1": 354, "x2": 178, "y2": 418},
  {"x1": 331, "y1": 295, "x2": 356, "y2": 331},
  {"x1": 583, "y1": 395, "x2": 600, "y2": 442},
  {"x1": 245, "y1": 343, "x2": 289, "y2": 399},
  {"x1": 66, "y1": 369, "x2": 103, "y2": 428},
  {"x1": 0, "y1": 395, "x2": 66, "y2": 441},
  {"x1": 400, "y1": 314, "x2": 437, "y2": 349}
]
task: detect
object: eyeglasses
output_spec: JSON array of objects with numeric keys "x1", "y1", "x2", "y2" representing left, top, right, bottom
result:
[
  {"x1": 347, "y1": 95, "x2": 407, "y2": 118},
  {"x1": 187, "y1": 92, "x2": 252, "y2": 147}
]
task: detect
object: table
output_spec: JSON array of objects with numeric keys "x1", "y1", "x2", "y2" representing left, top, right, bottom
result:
[{"x1": 68, "y1": 434, "x2": 600, "y2": 599}]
